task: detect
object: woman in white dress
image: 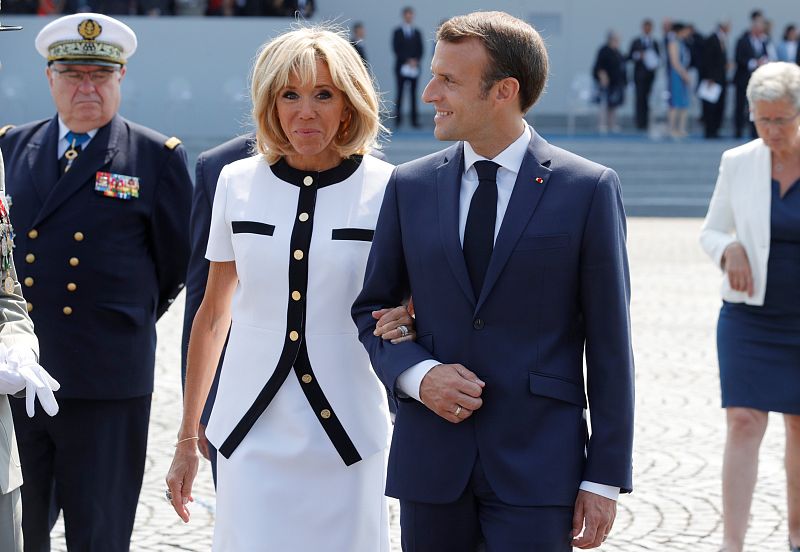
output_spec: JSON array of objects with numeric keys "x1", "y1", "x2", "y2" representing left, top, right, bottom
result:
[{"x1": 166, "y1": 27, "x2": 414, "y2": 551}]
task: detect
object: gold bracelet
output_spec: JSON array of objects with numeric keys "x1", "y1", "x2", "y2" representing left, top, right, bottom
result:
[{"x1": 175, "y1": 436, "x2": 199, "y2": 447}]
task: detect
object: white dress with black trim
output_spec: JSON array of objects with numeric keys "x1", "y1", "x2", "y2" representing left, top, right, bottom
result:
[{"x1": 205, "y1": 153, "x2": 393, "y2": 552}]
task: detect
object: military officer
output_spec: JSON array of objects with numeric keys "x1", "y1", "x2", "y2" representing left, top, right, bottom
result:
[{"x1": 0, "y1": 12, "x2": 191, "y2": 551}]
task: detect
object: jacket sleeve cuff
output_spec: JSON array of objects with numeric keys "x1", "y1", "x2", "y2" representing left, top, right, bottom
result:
[
  {"x1": 396, "y1": 359, "x2": 440, "y2": 402},
  {"x1": 579, "y1": 481, "x2": 620, "y2": 501}
]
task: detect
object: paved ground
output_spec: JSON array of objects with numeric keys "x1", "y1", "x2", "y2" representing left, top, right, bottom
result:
[{"x1": 47, "y1": 217, "x2": 791, "y2": 551}]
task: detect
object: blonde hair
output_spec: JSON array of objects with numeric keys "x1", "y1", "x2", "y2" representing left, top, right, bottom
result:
[{"x1": 251, "y1": 25, "x2": 385, "y2": 164}]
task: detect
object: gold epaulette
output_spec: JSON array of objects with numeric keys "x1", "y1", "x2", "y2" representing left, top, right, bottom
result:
[
  {"x1": 164, "y1": 136, "x2": 182, "y2": 150},
  {"x1": 0, "y1": 125, "x2": 15, "y2": 138}
]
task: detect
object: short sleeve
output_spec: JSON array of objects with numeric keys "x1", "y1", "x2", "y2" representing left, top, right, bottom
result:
[{"x1": 205, "y1": 166, "x2": 235, "y2": 262}]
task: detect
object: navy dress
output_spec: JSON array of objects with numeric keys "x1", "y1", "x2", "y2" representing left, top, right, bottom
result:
[{"x1": 717, "y1": 179, "x2": 800, "y2": 415}]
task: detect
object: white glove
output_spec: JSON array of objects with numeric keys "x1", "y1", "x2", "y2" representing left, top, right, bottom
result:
[{"x1": 0, "y1": 345, "x2": 60, "y2": 417}]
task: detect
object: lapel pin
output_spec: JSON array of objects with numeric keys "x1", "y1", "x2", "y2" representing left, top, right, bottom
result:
[{"x1": 535, "y1": 177, "x2": 544, "y2": 184}]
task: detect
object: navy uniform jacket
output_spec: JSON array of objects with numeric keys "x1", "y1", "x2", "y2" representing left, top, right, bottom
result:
[
  {"x1": 182, "y1": 134, "x2": 254, "y2": 425},
  {"x1": 0, "y1": 114, "x2": 192, "y2": 400},
  {"x1": 353, "y1": 130, "x2": 634, "y2": 506}
]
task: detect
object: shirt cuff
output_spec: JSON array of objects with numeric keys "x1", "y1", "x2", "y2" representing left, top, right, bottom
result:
[
  {"x1": 396, "y1": 360, "x2": 440, "y2": 402},
  {"x1": 579, "y1": 481, "x2": 620, "y2": 501}
]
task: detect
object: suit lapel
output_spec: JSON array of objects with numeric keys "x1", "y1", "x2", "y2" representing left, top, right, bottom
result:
[
  {"x1": 33, "y1": 116, "x2": 121, "y2": 227},
  {"x1": 475, "y1": 131, "x2": 552, "y2": 313},
  {"x1": 25, "y1": 117, "x2": 60, "y2": 205},
  {"x1": 436, "y1": 142, "x2": 475, "y2": 306}
]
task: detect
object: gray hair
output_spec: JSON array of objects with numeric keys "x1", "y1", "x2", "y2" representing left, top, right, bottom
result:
[{"x1": 746, "y1": 62, "x2": 800, "y2": 111}]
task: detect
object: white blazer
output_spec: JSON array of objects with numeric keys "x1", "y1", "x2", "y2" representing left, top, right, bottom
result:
[{"x1": 700, "y1": 139, "x2": 772, "y2": 305}]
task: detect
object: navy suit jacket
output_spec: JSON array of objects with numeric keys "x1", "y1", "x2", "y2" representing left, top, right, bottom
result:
[
  {"x1": 353, "y1": 130, "x2": 634, "y2": 506},
  {"x1": 181, "y1": 134, "x2": 254, "y2": 425},
  {"x1": 0, "y1": 115, "x2": 191, "y2": 399}
]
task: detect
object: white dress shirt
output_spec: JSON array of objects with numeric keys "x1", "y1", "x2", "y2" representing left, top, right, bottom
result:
[
  {"x1": 395, "y1": 124, "x2": 620, "y2": 501},
  {"x1": 57, "y1": 118, "x2": 98, "y2": 159}
]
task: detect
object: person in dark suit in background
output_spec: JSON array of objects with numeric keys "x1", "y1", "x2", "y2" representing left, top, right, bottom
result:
[
  {"x1": 392, "y1": 6, "x2": 423, "y2": 128},
  {"x1": 351, "y1": 21, "x2": 368, "y2": 63},
  {"x1": 181, "y1": 134, "x2": 254, "y2": 485},
  {"x1": 0, "y1": 13, "x2": 191, "y2": 551},
  {"x1": 700, "y1": 21, "x2": 731, "y2": 139},
  {"x1": 628, "y1": 19, "x2": 660, "y2": 131},
  {"x1": 354, "y1": 11, "x2": 634, "y2": 551},
  {"x1": 734, "y1": 10, "x2": 769, "y2": 138}
]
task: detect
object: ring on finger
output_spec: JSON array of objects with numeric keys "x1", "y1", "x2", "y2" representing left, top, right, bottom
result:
[
  {"x1": 398, "y1": 324, "x2": 409, "y2": 337},
  {"x1": 454, "y1": 405, "x2": 462, "y2": 417},
  {"x1": 165, "y1": 489, "x2": 173, "y2": 502}
]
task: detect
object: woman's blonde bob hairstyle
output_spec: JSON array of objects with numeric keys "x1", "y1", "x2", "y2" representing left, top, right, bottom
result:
[{"x1": 251, "y1": 25, "x2": 385, "y2": 164}]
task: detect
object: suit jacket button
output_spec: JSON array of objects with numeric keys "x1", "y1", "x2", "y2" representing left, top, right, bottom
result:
[
  {"x1": 26, "y1": 302, "x2": 33, "y2": 313},
  {"x1": 23, "y1": 277, "x2": 34, "y2": 287},
  {"x1": 67, "y1": 282, "x2": 77, "y2": 292},
  {"x1": 73, "y1": 232, "x2": 84, "y2": 242},
  {"x1": 63, "y1": 306, "x2": 73, "y2": 316},
  {"x1": 25, "y1": 253, "x2": 35, "y2": 264},
  {"x1": 69, "y1": 257, "x2": 79, "y2": 267},
  {"x1": 473, "y1": 318, "x2": 484, "y2": 330},
  {"x1": 301, "y1": 374, "x2": 312, "y2": 384},
  {"x1": 27, "y1": 229, "x2": 38, "y2": 239},
  {"x1": 320, "y1": 409, "x2": 331, "y2": 419}
]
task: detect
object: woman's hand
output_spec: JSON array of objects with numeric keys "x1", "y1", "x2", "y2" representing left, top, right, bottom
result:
[
  {"x1": 165, "y1": 439, "x2": 200, "y2": 523},
  {"x1": 373, "y1": 304, "x2": 416, "y2": 344},
  {"x1": 723, "y1": 242, "x2": 754, "y2": 296}
]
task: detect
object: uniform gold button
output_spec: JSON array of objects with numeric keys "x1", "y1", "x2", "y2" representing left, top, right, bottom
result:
[
  {"x1": 25, "y1": 253, "x2": 35, "y2": 264},
  {"x1": 23, "y1": 277, "x2": 33, "y2": 287},
  {"x1": 289, "y1": 330, "x2": 299, "y2": 342},
  {"x1": 293, "y1": 250, "x2": 304, "y2": 260},
  {"x1": 62, "y1": 306, "x2": 73, "y2": 316},
  {"x1": 69, "y1": 257, "x2": 79, "y2": 267},
  {"x1": 301, "y1": 374, "x2": 312, "y2": 384},
  {"x1": 303, "y1": 176, "x2": 313, "y2": 186},
  {"x1": 73, "y1": 232, "x2": 84, "y2": 242},
  {"x1": 67, "y1": 282, "x2": 77, "y2": 292},
  {"x1": 26, "y1": 302, "x2": 33, "y2": 313},
  {"x1": 27, "y1": 229, "x2": 38, "y2": 239},
  {"x1": 320, "y1": 409, "x2": 331, "y2": 419},
  {"x1": 298, "y1": 212, "x2": 309, "y2": 222},
  {"x1": 291, "y1": 291, "x2": 301, "y2": 301}
]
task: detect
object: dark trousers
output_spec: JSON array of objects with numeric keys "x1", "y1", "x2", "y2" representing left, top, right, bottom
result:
[
  {"x1": 734, "y1": 82, "x2": 756, "y2": 138},
  {"x1": 633, "y1": 72, "x2": 655, "y2": 129},
  {"x1": 702, "y1": 90, "x2": 727, "y2": 138},
  {"x1": 11, "y1": 396, "x2": 151, "y2": 552},
  {"x1": 395, "y1": 74, "x2": 419, "y2": 126},
  {"x1": 399, "y1": 457, "x2": 574, "y2": 551}
]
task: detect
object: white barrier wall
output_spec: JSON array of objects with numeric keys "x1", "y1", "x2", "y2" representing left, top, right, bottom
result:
[{"x1": 0, "y1": 0, "x2": 796, "y2": 141}]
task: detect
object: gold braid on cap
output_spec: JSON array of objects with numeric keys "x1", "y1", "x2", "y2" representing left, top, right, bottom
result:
[{"x1": 46, "y1": 18, "x2": 125, "y2": 65}]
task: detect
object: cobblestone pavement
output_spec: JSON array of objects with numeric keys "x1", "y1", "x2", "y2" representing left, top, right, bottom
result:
[{"x1": 47, "y1": 218, "x2": 790, "y2": 551}]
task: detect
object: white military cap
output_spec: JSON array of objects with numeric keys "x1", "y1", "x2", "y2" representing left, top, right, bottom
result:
[{"x1": 35, "y1": 13, "x2": 137, "y2": 66}]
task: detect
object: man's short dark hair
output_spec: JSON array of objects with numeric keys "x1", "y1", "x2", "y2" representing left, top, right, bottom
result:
[
  {"x1": 402, "y1": 7, "x2": 413, "y2": 16},
  {"x1": 751, "y1": 10, "x2": 763, "y2": 21},
  {"x1": 436, "y1": 11, "x2": 548, "y2": 113}
]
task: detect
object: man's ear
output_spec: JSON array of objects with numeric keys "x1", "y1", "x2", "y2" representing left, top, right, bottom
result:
[{"x1": 494, "y1": 77, "x2": 520, "y2": 107}]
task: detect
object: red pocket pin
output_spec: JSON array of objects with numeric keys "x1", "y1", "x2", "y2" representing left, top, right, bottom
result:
[{"x1": 535, "y1": 177, "x2": 544, "y2": 184}]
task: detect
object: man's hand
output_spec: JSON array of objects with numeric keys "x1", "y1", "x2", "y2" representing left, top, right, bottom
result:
[
  {"x1": 372, "y1": 305, "x2": 415, "y2": 344},
  {"x1": 419, "y1": 363, "x2": 484, "y2": 423},
  {"x1": 0, "y1": 345, "x2": 60, "y2": 417},
  {"x1": 572, "y1": 490, "x2": 617, "y2": 549}
]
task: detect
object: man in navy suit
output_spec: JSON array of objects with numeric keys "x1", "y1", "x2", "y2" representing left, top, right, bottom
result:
[
  {"x1": 353, "y1": 11, "x2": 634, "y2": 551},
  {"x1": 0, "y1": 13, "x2": 191, "y2": 551},
  {"x1": 182, "y1": 133, "x2": 253, "y2": 483},
  {"x1": 734, "y1": 10, "x2": 769, "y2": 138},
  {"x1": 392, "y1": 6, "x2": 424, "y2": 128}
]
